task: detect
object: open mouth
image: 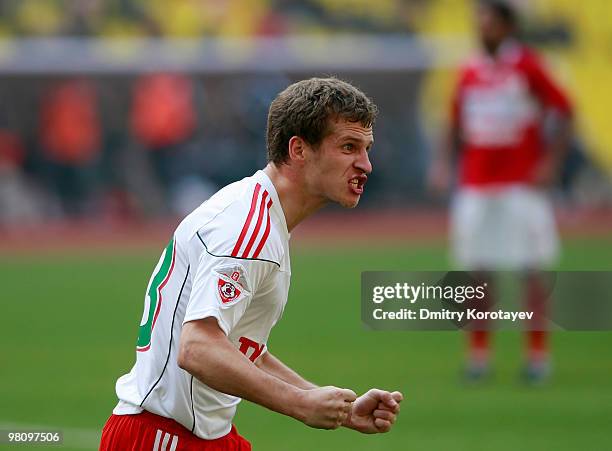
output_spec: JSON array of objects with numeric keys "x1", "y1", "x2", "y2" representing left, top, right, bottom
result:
[{"x1": 348, "y1": 175, "x2": 367, "y2": 195}]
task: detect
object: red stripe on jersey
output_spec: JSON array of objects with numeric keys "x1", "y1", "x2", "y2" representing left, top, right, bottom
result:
[
  {"x1": 231, "y1": 183, "x2": 261, "y2": 257},
  {"x1": 252, "y1": 199, "x2": 273, "y2": 259},
  {"x1": 241, "y1": 190, "x2": 269, "y2": 258}
]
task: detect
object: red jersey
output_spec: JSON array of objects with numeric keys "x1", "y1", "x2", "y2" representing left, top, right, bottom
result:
[{"x1": 451, "y1": 40, "x2": 572, "y2": 187}]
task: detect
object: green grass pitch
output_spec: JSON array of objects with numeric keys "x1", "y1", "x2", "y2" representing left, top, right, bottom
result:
[{"x1": 1, "y1": 237, "x2": 611, "y2": 450}]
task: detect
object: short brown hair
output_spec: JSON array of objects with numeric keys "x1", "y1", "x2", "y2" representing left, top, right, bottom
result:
[{"x1": 266, "y1": 77, "x2": 377, "y2": 164}]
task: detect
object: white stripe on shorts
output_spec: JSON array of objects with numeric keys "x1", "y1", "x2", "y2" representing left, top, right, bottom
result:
[
  {"x1": 169, "y1": 434, "x2": 178, "y2": 451},
  {"x1": 152, "y1": 430, "x2": 162, "y2": 451},
  {"x1": 160, "y1": 432, "x2": 171, "y2": 451}
]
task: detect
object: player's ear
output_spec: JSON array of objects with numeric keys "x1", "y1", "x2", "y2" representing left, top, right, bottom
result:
[{"x1": 288, "y1": 136, "x2": 307, "y2": 163}]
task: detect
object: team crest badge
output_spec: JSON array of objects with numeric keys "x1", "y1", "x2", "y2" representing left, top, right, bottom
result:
[
  {"x1": 218, "y1": 271, "x2": 242, "y2": 304},
  {"x1": 214, "y1": 266, "x2": 249, "y2": 307}
]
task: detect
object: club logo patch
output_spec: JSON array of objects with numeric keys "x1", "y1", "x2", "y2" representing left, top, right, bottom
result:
[
  {"x1": 213, "y1": 266, "x2": 250, "y2": 307},
  {"x1": 218, "y1": 278, "x2": 241, "y2": 303}
]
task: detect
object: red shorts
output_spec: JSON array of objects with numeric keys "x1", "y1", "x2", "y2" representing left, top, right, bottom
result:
[{"x1": 100, "y1": 410, "x2": 251, "y2": 451}]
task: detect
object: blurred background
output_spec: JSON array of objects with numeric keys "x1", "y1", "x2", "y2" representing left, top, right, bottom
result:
[{"x1": 1, "y1": 1, "x2": 611, "y2": 450}]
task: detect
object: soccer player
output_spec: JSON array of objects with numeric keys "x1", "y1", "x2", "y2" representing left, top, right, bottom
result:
[
  {"x1": 100, "y1": 78, "x2": 403, "y2": 450},
  {"x1": 429, "y1": 1, "x2": 573, "y2": 382}
]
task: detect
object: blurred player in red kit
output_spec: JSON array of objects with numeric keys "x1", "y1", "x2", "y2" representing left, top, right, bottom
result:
[{"x1": 429, "y1": 1, "x2": 573, "y2": 383}]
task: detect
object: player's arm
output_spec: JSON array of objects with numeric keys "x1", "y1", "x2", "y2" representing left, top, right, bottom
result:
[
  {"x1": 533, "y1": 108, "x2": 573, "y2": 187},
  {"x1": 255, "y1": 351, "x2": 318, "y2": 390},
  {"x1": 178, "y1": 317, "x2": 355, "y2": 429},
  {"x1": 526, "y1": 51, "x2": 574, "y2": 186},
  {"x1": 428, "y1": 71, "x2": 464, "y2": 195},
  {"x1": 534, "y1": 110, "x2": 573, "y2": 187},
  {"x1": 254, "y1": 351, "x2": 403, "y2": 433},
  {"x1": 428, "y1": 122, "x2": 461, "y2": 195}
]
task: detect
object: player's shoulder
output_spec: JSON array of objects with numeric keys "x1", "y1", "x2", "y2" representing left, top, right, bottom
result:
[
  {"x1": 514, "y1": 43, "x2": 539, "y2": 61},
  {"x1": 460, "y1": 55, "x2": 480, "y2": 72},
  {"x1": 177, "y1": 172, "x2": 285, "y2": 267},
  {"x1": 502, "y1": 42, "x2": 543, "y2": 70},
  {"x1": 457, "y1": 55, "x2": 483, "y2": 83}
]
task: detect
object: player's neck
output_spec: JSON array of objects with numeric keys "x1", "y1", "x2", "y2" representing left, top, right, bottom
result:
[
  {"x1": 263, "y1": 163, "x2": 326, "y2": 232},
  {"x1": 483, "y1": 36, "x2": 516, "y2": 58}
]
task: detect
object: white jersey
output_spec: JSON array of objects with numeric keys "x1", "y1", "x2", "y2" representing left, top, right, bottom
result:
[{"x1": 113, "y1": 170, "x2": 291, "y2": 439}]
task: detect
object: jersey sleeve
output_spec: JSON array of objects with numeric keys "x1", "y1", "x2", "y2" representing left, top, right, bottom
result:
[
  {"x1": 183, "y1": 252, "x2": 276, "y2": 334},
  {"x1": 522, "y1": 50, "x2": 573, "y2": 116}
]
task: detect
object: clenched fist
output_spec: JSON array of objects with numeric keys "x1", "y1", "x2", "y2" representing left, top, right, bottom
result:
[{"x1": 343, "y1": 389, "x2": 403, "y2": 434}]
